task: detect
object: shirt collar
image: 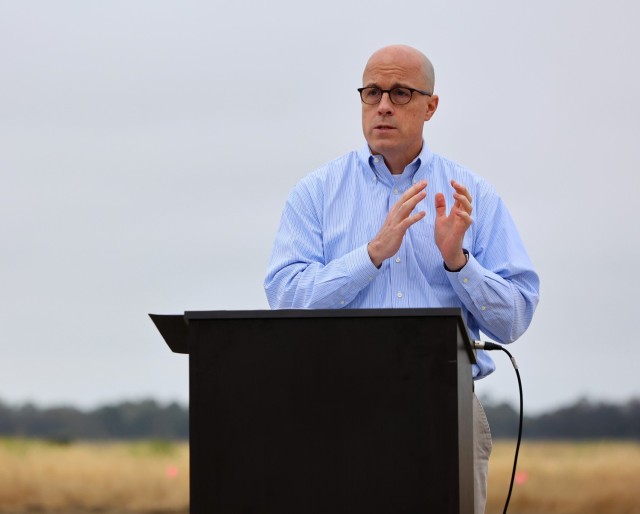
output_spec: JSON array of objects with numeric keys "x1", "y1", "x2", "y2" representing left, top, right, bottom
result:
[{"x1": 358, "y1": 141, "x2": 433, "y2": 186}]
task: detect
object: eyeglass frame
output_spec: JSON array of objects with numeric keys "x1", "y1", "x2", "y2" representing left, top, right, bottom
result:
[{"x1": 357, "y1": 86, "x2": 432, "y2": 105}]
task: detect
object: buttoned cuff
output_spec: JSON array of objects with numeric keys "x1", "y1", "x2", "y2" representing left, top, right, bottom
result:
[
  {"x1": 343, "y1": 243, "x2": 383, "y2": 289},
  {"x1": 446, "y1": 251, "x2": 483, "y2": 293}
]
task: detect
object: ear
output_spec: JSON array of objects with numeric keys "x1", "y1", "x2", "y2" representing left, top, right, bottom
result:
[{"x1": 424, "y1": 94, "x2": 439, "y2": 122}]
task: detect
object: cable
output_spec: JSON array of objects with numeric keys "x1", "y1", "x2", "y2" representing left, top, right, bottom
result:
[{"x1": 474, "y1": 341, "x2": 523, "y2": 514}]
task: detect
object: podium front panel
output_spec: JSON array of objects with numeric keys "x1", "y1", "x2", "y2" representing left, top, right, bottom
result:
[{"x1": 186, "y1": 309, "x2": 473, "y2": 514}]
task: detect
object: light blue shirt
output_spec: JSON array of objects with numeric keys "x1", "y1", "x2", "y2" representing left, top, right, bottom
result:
[{"x1": 264, "y1": 143, "x2": 540, "y2": 379}]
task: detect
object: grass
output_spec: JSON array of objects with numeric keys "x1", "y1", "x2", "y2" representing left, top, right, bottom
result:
[
  {"x1": 1, "y1": 438, "x2": 639, "y2": 513},
  {"x1": 0, "y1": 438, "x2": 189, "y2": 513},
  {"x1": 486, "y1": 440, "x2": 640, "y2": 514}
]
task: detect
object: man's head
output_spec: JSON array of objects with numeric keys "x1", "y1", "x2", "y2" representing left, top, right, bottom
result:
[{"x1": 361, "y1": 45, "x2": 438, "y2": 173}]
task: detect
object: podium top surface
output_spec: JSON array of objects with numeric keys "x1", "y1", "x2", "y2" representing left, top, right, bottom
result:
[
  {"x1": 184, "y1": 308, "x2": 463, "y2": 320},
  {"x1": 149, "y1": 308, "x2": 473, "y2": 357}
]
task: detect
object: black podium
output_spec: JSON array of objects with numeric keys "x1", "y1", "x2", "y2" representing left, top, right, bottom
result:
[{"x1": 151, "y1": 308, "x2": 476, "y2": 514}]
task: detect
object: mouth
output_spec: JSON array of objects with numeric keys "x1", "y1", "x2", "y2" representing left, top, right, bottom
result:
[{"x1": 374, "y1": 124, "x2": 396, "y2": 131}]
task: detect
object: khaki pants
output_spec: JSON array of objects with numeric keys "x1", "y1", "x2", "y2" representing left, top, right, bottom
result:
[{"x1": 473, "y1": 393, "x2": 493, "y2": 514}]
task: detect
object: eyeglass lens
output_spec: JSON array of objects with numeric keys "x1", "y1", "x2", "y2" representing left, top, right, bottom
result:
[{"x1": 361, "y1": 87, "x2": 413, "y2": 105}]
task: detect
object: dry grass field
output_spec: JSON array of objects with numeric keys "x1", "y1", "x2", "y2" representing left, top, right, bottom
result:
[
  {"x1": 0, "y1": 438, "x2": 189, "y2": 513},
  {"x1": 1, "y1": 437, "x2": 639, "y2": 513},
  {"x1": 487, "y1": 440, "x2": 640, "y2": 514}
]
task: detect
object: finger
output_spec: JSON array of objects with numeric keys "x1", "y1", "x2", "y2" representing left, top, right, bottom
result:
[
  {"x1": 397, "y1": 190, "x2": 427, "y2": 218},
  {"x1": 400, "y1": 209, "x2": 426, "y2": 230},
  {"x1": 453, "y1": 192, "x2": 473, "y2": 214},
  {"x1": 397, "y1": 179, "x2": 427, "y2": 204},
  {"x1": 389, "y1": 180, "x2": 426, "y2": 218},
  {"x1": 451, "y1": 180, "x2": 472, "y2": 203},
  {"x1": 455, "y1": 209, "x2": 474, "y2": 226},
  {"x1": 434, "y1": 192, "x2": 446, "y2": 219}
]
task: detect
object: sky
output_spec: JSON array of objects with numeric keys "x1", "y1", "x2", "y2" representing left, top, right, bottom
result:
[{"x1": 1, "y1": 0, "x2": 639, "y2": 414}]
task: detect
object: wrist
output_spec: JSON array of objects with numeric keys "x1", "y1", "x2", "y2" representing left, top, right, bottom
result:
[
  {"x1": 367, "y1": 241, "x2": 384, "y2": 269},
  {"x1": 444, "y1": 249, "x2": 469, "y2": 272}
]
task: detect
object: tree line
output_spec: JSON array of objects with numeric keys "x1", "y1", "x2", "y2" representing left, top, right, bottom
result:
[
  {"x1": 0, "y1": 399, "x2": 188, "y2": 441},
  {"x1": 0, "y1": 397, "x2": 638, "y2": 441},
  {"x1": 484, "y1": 397, "x2": 640, "y2": 439}
]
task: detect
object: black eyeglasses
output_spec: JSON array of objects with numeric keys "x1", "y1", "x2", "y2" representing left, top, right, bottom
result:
[{"x1": 357, "y1": 86, "x2": 432, "y2": 105}]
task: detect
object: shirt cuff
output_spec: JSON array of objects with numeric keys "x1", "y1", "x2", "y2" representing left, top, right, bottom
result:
[
  {"x1": 446, "y1": 251, "x2": 484, "y2": 294},
  {"x1": 343, "y1": 243, "x2": 383, "y2": 289}
]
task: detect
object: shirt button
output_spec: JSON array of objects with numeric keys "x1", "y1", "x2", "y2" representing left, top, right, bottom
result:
[
  {"x1": 393, "y1": 188, "x2": 399, "y2": 194},
  {"x1": 340, "y1": 300, "x2": 345, "y2": 305},
  {"x1": 481, "y1": 305, "x2": 487, "y2": 311},
  {"x1": 395, "y1": 257, "x2": 401, "y2": 263},
  {"x1": 368, "y1": 276, "x2": 373, "y2": 281},
  {"x1": 397, "y1": 291, "x2": 403, "y2": 298},
  {"x1": 463, "y1": 278, "x2": 469, "y2": 284},
  {"x1": 374, "y1": 157, "x2": 380, "y2": 163}
]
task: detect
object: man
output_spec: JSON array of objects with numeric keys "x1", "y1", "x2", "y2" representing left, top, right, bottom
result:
[{"x1": 264, "y1": 44, "x2": 539, "y2": 513}]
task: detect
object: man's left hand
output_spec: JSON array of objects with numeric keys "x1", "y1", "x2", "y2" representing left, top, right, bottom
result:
[{"x1": 434, "y1": 180, "x2": 473, "y2": 271}]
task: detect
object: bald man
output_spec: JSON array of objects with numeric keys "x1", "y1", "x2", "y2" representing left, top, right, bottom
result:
[{"x1": 265, "y1": 45, "x2": 539, "y2": 513}]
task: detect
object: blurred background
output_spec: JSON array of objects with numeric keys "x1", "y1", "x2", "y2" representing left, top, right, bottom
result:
[
  {"x1": 2, "y1": 0, "x2": 639, "y2": 415},
  {"x1": 1, "y1": 1, "x2": 639, "y2": 512}
]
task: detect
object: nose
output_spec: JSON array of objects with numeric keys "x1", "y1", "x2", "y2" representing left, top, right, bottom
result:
[{"x1": 377, "y1": 91, "x2": 394, "y2": 115}]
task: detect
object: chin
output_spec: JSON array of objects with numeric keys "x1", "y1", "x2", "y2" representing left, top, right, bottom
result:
[
  {"x1": 368, "y1": 129, "x2": 392, "y2": 142},
  {"x1": 368, "y1": 139, "x2": 397, "y2": 155}
]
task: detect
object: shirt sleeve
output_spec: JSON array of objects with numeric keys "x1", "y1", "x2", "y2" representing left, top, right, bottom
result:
[
  {"x1": 264, "y1": 181, "x2": 382, "y2": 309},
  {"x1": 445, "y1": 184, "x2": 540, "y2": 344}
]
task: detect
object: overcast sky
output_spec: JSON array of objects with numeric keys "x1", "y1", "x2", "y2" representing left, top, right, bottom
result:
[{"x1": 1, "y1": 1, "x2": 639, "y2": 414}]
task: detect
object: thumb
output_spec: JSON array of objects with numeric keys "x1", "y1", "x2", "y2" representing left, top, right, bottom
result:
[{"x1": 434, "y1": 192, "x2": 447, "y2": 219}]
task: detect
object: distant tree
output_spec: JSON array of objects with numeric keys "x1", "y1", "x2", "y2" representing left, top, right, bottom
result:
[
  {"x1": 526, "y1": 398, "x2": 640, "y2": 439},
  {"x1": 0, "y1": 400, "x2": 16, "y2": 433},
  {"x1": 481, "y1": 401, "x2": 520, "y2": 438},
  {"x1": 0, "y1": 399, "x2": 188, "y2": 440},
  {"x1": 480, "y1": 397, "x2": 640, "y2": 440},
  {"x1": 93, "y1": 400, "x2": 188, "y2": 439},
  {"x1": 0, "y1": 397, "x2": 637, "y2": 440}
]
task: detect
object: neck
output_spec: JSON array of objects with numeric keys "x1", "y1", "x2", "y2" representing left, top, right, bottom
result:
[
  {"x1": 371, "y1": 140, "x2": 423, "y2": 175},
  {"x1": 379, "y1": 150, "x2": 420, "y2": 175}
]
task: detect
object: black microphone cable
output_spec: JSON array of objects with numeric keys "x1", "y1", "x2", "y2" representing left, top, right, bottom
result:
[{"x1": 474, "y1": 340, "x2": 523, "y2": 514}]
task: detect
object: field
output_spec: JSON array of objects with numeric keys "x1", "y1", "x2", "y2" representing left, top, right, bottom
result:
[
  {"x1": 0, "y1": 438, "x2": 639, "y2": 513},
  {"x1": 487, "y1": 440, "x2": 640, "y2": 514},
  {"x1": 0, "y1": 438, "x2": 189, "y2": 514}
]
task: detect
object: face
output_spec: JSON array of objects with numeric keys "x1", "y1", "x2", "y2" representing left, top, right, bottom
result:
[{"x1": 361, "y1": 48, "x2": 438, "y2": 171}]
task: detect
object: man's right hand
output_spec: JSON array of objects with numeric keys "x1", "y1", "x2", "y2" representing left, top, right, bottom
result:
[{"x1": 367, "y1": 179, "x2": 427, "y2": 268}]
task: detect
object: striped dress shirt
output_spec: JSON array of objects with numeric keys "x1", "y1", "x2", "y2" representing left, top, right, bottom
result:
[{"x1": 264, "y1": 143, "x2": 540, "y2": 379}]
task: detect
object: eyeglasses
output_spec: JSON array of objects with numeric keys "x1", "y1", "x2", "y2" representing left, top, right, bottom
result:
[{"x1": 357, "y1": 86, "x2": 432, "y2": 105}]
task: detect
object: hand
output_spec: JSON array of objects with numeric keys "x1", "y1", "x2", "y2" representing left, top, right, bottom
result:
[
  {"x1": 434, "y1": 180, "x2": 473, "y2": 270},
  {"x1": 368, "y1": 180, "x2": 427, "y2": 268}
]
